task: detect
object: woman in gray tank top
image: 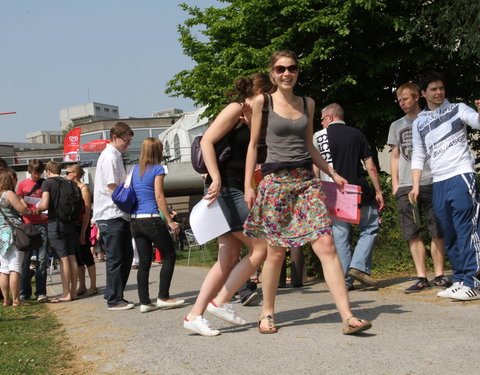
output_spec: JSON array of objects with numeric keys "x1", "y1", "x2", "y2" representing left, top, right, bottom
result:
[{"x1": 242, "y1": 50, "x2": 372, "y2": 335}]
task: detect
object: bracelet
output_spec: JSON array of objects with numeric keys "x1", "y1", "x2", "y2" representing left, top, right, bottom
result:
[{"x1": 328, "y1": 169, "x2": 337, "y2": 178}]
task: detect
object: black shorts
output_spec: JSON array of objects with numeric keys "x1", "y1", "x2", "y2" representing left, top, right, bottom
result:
[
  {"x1": 48, "y1": 219, "x2": 76, "y2": 259},
  {"x1": 396, "y1": 185, "x2": 443, "y2": 241}
]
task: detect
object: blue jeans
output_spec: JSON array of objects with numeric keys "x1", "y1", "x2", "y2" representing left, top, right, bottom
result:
[
  {"x1": 332, "y1": 204, "x2": 379, "y2": 286},
  {"x1": 20, "y1": 223, "x2": 48, "y2": 298},
  {"x1": 97, "y1": 218, "x2": 133, "y2": 307}
]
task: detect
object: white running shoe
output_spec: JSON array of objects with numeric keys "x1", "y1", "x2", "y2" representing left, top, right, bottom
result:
[
  {"x1": 437, "y1": 281, "x2": 463, "y2": 298},
  {"x1": 450, "y1": 285, "x2": 480, "y2": 301},
  {"x1": 183, "y1": 316, "x2": 220, "y2": 336},
  {"x1": 207, "y1": 301, "x2": 247, "y2": 326}
]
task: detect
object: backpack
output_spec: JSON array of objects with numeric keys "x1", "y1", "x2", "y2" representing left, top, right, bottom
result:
[{"x1": 52, "y1": 178, "x2": 84, "y2": 223}]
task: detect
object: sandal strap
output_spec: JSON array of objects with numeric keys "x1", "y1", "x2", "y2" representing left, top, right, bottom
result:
[{"x1": 259, "y1": 314, "x2": 275, "y2": 328}]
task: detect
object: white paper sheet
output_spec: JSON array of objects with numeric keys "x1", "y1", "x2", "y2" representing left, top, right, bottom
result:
[{"x1": 189, "y1": 199, "x2": 230, "y2": 245}]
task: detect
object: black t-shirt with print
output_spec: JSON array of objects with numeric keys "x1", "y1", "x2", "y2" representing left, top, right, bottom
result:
[{"x1": 326, "y1": 123, "x2": 375, "y2": 205}]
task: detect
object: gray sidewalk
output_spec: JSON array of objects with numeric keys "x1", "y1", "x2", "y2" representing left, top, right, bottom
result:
[{"x1": 48, "y1": 262, "x2": 480, "y2": 375}]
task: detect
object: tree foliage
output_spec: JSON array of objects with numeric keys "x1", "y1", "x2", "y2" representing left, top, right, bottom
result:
[{"x1": 166, "y1": 0, "x2": 480, "y2": 155}]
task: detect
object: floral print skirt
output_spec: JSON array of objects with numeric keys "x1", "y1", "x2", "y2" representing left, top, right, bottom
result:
[{"x1": 244, "y1": 168, "x2": 332, "y2": 247}]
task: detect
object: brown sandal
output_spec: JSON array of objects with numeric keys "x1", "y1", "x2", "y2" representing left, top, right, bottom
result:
[
  {"x1": 342, "y1": 316, "x2": 372, "y2": 335},
  {"x1": 258, "y1": 315, "x2": 278, "y2": 334}
]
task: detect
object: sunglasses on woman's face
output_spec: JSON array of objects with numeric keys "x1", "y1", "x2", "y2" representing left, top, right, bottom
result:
[{"x1": 273, "y1": 65, "x2": 298, "y2": 74}]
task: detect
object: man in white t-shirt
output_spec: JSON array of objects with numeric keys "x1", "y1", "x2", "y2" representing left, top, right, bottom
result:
[
  {"x1": 93, "y1": 122, "x2": 135, "y2": 311},
  {"x1": 388, "y1": 82, "x2": 447, "y2": 294},
  {"x1": 411, "y1": 71, "x2": 480, "y2": 301}
]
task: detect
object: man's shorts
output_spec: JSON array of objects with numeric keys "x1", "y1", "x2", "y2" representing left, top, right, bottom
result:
[
  {"x1": 396, "y1": 185, "x2": 443, "y2": 241},
  {"x1": 47, "y1": 219, "x2": 76, "y2": 259}
]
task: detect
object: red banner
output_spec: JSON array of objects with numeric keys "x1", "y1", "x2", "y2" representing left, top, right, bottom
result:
[{"x1": 63, "y1": 127, "x2": 81, "y2": 162}]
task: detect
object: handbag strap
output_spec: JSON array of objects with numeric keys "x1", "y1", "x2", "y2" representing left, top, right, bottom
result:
[
  {"x1": 26, "y1": 178, "x2": 45, "y2": 197},
  {"x1": 124, "y1": 166, "x2": 135, "y2": 188},
  {"x1": 0, "y1": 204, "x2": 16, "y2": 230}
]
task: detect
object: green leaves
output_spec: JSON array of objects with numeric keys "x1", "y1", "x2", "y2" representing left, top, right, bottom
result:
[{"x1": 168, "y1": 0, "x2": 480, "y2": 149}]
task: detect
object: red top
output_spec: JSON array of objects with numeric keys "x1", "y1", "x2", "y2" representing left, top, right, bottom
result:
[{"x1": 16, "y1": 178, "x2": 48, "y2": 224}]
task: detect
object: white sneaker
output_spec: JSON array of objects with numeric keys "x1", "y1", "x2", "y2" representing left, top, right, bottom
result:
[
  {"x1": 183, "y1": 316, "x2": 220, "y2": 336},
  {"x1": 437, "y1": 281, "x2": 463, "y2": 298},
  {"x1": 450, "y1": 285, "x2": 480, "y2": 301},
  {"x1": 156, "y1": 299, "x2": 185, "y2": 309},
  {"x1": 140, "y1": 303, "x2": 158, "y2": 313},
  {"x1": 207, "y1": 301, "x2": 246, "y2": 326}
]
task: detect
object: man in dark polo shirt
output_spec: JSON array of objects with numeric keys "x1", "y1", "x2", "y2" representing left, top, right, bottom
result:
[{"x1": 313, "y1": 103, "x2": 384, "y2": 290}]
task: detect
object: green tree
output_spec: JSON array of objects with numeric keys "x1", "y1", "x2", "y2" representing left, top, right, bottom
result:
[{"x1": 167, "y1": 0, "x2": 480, "y2": 156}]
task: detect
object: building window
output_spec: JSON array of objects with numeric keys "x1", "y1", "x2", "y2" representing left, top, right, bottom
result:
[
  {"x1": 95, "y1": 106, "x2": 100, "y2": 110},
  {"x1": 50, "y1": 135, "x2": 58, "y2": 144},
  {"x1": 104, "y1": 107, "x2": 110, "y2": 112},
  {"x1": 113, "y1": 109, "x2": 118, "y2": 113}
]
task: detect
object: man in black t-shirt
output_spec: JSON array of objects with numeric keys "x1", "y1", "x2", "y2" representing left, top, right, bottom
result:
[
  {"x1": 36, "y1": 161, "x2": 78, "y2": 302},
  {"x1": 313, "y1": 103, "x2": 384, "y2": 290}
]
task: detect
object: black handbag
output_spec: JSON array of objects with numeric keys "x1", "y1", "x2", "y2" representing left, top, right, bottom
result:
[
  {"x1": 191, "y1": 132, "x2": 232, "y2": 174},
  {"x1": 0, "y1": 206, "x2": 43, "y2": 252}
]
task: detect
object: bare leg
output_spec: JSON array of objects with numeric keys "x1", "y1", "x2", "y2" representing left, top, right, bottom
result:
[
  {"x1": 214, "y1": 238, "x2": 267, "y2": 305},
  {"x1": 186, "y1": 233, "x2": 242, "y2": 319},
  {"x1": 9, "y1": 271, "x2": 21, "y2": 305},
  {"x1": 58, "y1": 257, "x2": 71, "y2": 300},
  {"x1": 430, "y1": 238, "x2": 445, "y2": 277},
  {"x1": 258, "y1": 245, "x2": 286, "y2": 328},
  {"x1": 86, "y1": 264, "x2": 97, "y2": 291},
  {"x1": 409, "y1": 238, "x2": 427, "y2": 278},
  {"x1": 68, "y1": 255, "x2": 79, "y2": 300},
  {"x1": 311, "y1": 235, "x2": 365, "y2": 327},
  {"x1": 0, "y1": 273, "x2": 11, "y2": 305},
  {"x1": 77, "y1": 265, "x2": 87, "y2": 294}
]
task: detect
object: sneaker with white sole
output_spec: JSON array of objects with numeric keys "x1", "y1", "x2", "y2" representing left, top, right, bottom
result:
[
  {"x1": 242, "y1": 291, "x2": 261, "y2": 306},
  {"x1": 437, "y1": 281, "x2": 463, "y2": 298},
  {"x1": 207, "y1": 301, "x2": 246, "y2": 326},
  {"x1": 450, "y1": 285, "x2": 480, "y2": 301},
  {"x1": 107, "y1": 301, "x2": 135, "y2": 311},
  {"x1": 183, "y1": 316, "x2": 220, "y2": 336}
]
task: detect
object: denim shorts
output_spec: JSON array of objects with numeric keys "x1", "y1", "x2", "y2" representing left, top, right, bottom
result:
[
  {"x1": 47, "y1": 219, "x2": 76, "y2": 258},
  {"x1": 206, "y1": 185, "x2": 249, "y2": 233}
]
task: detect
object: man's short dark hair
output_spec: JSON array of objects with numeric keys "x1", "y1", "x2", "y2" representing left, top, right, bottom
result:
[
  {"x1": 28, "y1": 159, "x2": 45, "y2": 174},
  {"x1": 110, "y1": 122, "x2": 134, "y2": 141},
  {"x1": 419, "y1": 71, "x2": 445, "y2": 92}
]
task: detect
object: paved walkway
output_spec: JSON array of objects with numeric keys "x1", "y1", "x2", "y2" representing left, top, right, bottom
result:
[{"x1": 48, "y1": 263, "x2": 480, "y2": 375}]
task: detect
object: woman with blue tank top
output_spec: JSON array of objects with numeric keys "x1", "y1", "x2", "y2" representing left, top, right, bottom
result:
[
  {"x1": 243, "y1": 50, "x2": 372, "y2": 335},
  {"x1": 130, "y1": 138, "x2": 184, "y2": 313}
]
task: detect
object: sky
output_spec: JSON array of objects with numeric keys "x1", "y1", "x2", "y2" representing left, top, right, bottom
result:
[{"x1": 0, "y1": 0, "x2": 219, "y2": 142}]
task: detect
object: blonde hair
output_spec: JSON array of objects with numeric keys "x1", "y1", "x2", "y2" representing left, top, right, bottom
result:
[
  {"x1": 0, "y1": 170, "x2": 14, "y2": 192},
  {"x1": 139, "y1": 138, "x2": 163, "y2": 177},
  {"x1": 68, "y1": 164, "x2": 85, "y2": 179},
  {"x1": 396, "y1": 82, "x2": 420, "y2": 99}
]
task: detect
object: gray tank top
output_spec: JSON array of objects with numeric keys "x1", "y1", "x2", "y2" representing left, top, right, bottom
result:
[{"x1": 264, "y1": 95, "x2": 311, "y2": 163}]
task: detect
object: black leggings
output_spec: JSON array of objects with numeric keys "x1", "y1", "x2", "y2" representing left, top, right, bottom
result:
[{"x1": 131, "y1": 217, "x2": 176, "y2": 304}]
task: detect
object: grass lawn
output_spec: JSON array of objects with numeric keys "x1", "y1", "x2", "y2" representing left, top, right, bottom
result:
[{"x1": 0, "y1": 302, "x2": 74, "y2": 375}]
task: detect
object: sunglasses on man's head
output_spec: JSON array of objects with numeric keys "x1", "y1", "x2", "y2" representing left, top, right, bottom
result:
[{"x1": 273, "y1": 65, "x2": 299, "y2": 74}]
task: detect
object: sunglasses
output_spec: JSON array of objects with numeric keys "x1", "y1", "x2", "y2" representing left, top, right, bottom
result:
[
  {"x1": 273, "y1": 65, "x2": 299, "y2": 74},
  {"x1": 120, "y1": 137, "x2": 132, "y2": 144},
  {"x1": 65, "y1": 171, "x2": 74, "y2": 176}
]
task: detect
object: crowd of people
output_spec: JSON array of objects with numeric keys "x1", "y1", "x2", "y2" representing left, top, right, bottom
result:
[{"x1": 1, "y1": 50, "x2": 480, "y2": 338}]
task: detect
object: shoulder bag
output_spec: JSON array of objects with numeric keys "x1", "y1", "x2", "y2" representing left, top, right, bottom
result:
[{"x1": 111, "y1": 167, "x2": 138, "y2": 214}]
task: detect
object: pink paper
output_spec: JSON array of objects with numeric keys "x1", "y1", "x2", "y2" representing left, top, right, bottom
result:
[{"x1": 320, "y1": 181, "x2": 361, "y2": 224}]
